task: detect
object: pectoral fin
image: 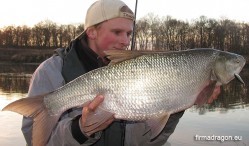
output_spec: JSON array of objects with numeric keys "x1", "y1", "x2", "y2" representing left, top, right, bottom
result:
[
  {"x1": 145, "y1": 113, "x2": 170, "y2": 139},
  {"x1": 195, "y1": 81, "x2": 217, "y2": 107}
]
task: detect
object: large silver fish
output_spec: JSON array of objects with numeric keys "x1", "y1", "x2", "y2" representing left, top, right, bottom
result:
[{"x1": 2, "y1": 48, "x2": 245, "y2": 146}]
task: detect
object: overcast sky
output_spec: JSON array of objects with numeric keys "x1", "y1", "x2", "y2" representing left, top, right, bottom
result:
[{"x1": 1, "y1": 0, "x2": 249, "y2": 28}]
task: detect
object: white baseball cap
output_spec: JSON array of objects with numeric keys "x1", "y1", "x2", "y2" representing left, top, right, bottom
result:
[
  {"x1": 77, "y1": 0, "x2": 134, "y2": 39},
  {"x1": 85, "y1": 0, "x2": 134, "y2": 29}
]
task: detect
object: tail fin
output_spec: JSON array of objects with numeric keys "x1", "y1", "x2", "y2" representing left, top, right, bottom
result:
[{"x1": 2, "y1": 94, "x2": 60, "y2": 146}]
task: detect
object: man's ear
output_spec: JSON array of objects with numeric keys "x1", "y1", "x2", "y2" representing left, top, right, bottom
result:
[{"x1": 86, "y1": 27, "x2": 97, "y2": 40}]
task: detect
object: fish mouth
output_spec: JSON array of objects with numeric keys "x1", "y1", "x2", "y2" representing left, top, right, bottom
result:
[{"x1": 234, "y1": 74, "x2": 245, "y2": 85}]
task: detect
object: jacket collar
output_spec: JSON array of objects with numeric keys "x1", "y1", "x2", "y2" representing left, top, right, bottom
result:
[{"x1": 74, "y1": 34, "x2": 108, "y2": 72}]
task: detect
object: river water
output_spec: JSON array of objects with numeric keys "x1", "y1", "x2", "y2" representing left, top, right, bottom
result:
[{"x1": 0, "y1": 63, "x2": 248, "y2": 146}]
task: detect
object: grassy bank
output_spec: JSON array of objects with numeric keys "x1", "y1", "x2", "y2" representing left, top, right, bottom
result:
[{"x1": 0, "y1": 48, "x2": 54, "y2": 63}]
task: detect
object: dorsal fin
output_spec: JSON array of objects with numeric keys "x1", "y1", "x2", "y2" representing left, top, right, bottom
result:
[
  {"x1": 104, "y1": 50, "x2": 143, "y2": 65},
  {"x1": 104, "y1": 50, "x2": 169, "y2": 65}
]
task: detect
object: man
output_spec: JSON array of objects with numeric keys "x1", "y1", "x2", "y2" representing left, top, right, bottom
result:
[{"x1": 22, "y1": 0, "x2": 220, "y2": 145}]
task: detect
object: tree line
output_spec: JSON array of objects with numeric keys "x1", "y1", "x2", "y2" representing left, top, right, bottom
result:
[
  {"x1": 1, "y1": 14, "x2": 249, "y2": 54},
  {"x1": 0, "y1": 20, "x2": 84, "y2": 49}
]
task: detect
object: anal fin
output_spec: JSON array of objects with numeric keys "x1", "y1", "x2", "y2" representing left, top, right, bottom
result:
[
  {"x1": 145, "y1": 113, "x2": 170, "y2": 140},
  {"x1": 84, "y1": 108, "x2": 114, "y2": 134}
]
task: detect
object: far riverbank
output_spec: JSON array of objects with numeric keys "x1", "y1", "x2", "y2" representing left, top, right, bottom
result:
[
  {"x1": 0, "y1": 48, "x2": 54, "y2": 63},
  {"x1": 1, "y1": 47, "x2": 249, "y2": 65}
]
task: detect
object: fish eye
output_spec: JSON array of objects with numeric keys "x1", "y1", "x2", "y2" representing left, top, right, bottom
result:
[{"x1": 235, "y1": 58, "x2": 240, "y2": 63}]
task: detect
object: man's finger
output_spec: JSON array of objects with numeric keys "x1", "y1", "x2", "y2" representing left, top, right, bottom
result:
[{"x1": 88, "y1": 95, "x2": 104, "y2": 112}]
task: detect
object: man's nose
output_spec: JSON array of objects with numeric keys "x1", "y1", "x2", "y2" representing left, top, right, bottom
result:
[{"x1": 120, "y1": 34, "x2": 130, "y2": 47}]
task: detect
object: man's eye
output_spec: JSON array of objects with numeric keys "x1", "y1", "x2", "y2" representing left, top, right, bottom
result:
[
  {"x1": 127, "y1": 32, "x2": 132, "y2": 37},
  {"x1": 114, "y1": 31, "x2": 121, "y2": 35}
]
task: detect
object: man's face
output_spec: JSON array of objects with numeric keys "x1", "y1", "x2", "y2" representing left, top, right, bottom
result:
[{"x1": 90, "y1": 17, "x2": 133, "y2": 58}]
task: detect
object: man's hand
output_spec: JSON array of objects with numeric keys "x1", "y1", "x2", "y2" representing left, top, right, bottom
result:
[
  {"x1": 80, "y1": 95, "x2": 114, "y2": 136},
  {"x1": 207, "y1": 86, "x2": 221, "y2": 104}
]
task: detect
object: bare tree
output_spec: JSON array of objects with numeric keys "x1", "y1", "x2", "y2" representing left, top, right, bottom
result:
[
  {"x1": 32, "y1": 22, "x2": 44, "y2": 47},
  {"x1": 21, "y1": 25, "x2": 32, "y2": 47},
  {"x1": 136, "y1": 19, "x2": 150, "y2": 50},
  {"x1": 0, "y1": 29, "x2": 3, "y2": 46},
  {"x1": 2, "y1": 26, "x2": 15, "y2": 46}
]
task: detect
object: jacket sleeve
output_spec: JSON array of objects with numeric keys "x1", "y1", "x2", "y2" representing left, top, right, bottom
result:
[
  {"x1": 21, "y1": 56, "x2": 100, "y2": 146},
  {"x1": 22, "y1": 56, "x2": 65, "y2": 146}
]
